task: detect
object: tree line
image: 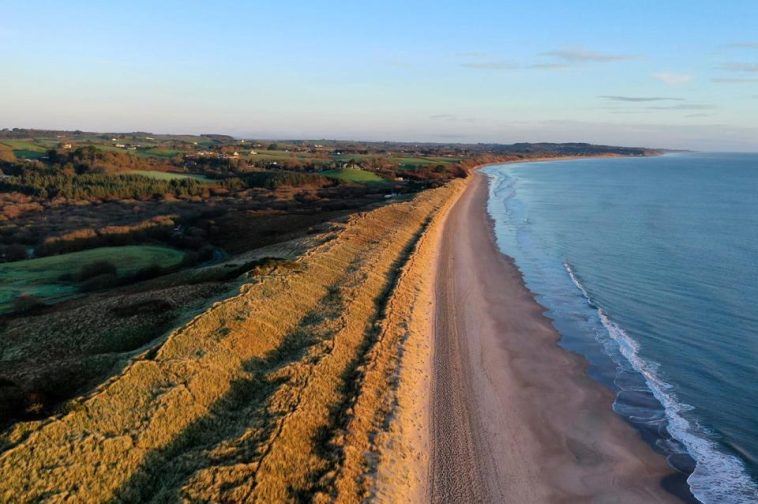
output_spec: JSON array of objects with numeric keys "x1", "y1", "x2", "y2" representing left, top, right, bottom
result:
[{"x1": 0, "y1": 172, "x2": 207, "y2": 200}]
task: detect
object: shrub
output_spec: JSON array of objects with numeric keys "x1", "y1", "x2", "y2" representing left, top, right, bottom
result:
[
  {"x1": 12, "y1": 295, "x2": 46, "y2": 313},
  {"x1": 238, "y1": 171, "x2": 331, "y2": 190},
  {"x1": 79, "y1": 272, "x2": 120, "y2": 292},
  {"x1": 2, "y1": 243, "x2": 27, "y2": 262},
  {"x1": 132, "y1": 263, "x2": 165, "y2": 282},
  {"x1": 76, "y1": 260, "x2": 118, "y2": 282}
]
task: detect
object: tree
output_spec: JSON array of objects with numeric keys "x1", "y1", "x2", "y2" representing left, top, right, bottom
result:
[
  {"x1": 0, "y1": 146, "x2": 16, "y2": 162},
  {"x1": 3, "y1": 244, "x2": 27, "y2": 261},
  {"x1": 13, "y1": 295, "x2": 46, "y2": 313}
]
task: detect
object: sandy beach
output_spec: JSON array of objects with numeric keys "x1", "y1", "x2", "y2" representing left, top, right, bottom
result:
[{"x1": 377, "y1": 170, "x2": 685, "y2": 503}]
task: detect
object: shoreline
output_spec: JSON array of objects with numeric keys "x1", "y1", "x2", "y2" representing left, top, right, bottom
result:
[
  {"x1": 431, "y1": 170, "x2": 683, "y2": 501},
  {"x1": 475, "y1": 166, "x2": 696, "y2": 502},
  {"x1": 375, "y1": 161, "x2": 689, "y2": 502},
  {"x1": 476, "y1": 154, "x2": 699, "y2": 501}
]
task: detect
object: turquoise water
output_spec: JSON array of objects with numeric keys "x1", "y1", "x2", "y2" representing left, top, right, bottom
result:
[{"x1": 484, "y1": 153, "x2": 758, "y2": 503}]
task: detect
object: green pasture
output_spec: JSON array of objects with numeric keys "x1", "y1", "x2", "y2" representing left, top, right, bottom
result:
[
  {"x1": 320, "y1": 167, "x2": 386, "y2": 183},
  {"x1": 0, "y1": 245, "x2": 185, "y2": 313},
  {"x1": 125, "y1": 170, "x2": 210, "y2": 181},
  {"x1": 138, "y1": 148, "x2": 183, "y2": 159},
  {"x1": 1, "y1": 140, "x2": 48, "y2": 159}
]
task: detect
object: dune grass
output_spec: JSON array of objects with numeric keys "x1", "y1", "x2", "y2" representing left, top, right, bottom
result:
[
  {"x1": 0, "y1": 245, "x2": 185, "y2": 312},
  {"x1": 0, "y1": 180, "x2": 464, "y2": 502}
]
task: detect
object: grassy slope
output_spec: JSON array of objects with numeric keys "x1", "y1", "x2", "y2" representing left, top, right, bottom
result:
[
  {"x1": 0, "y1": 181, "x2": 463, "y2": 502},
  {"x1": 0, "y1": 245, "x2": 184, "y2": 312},
  {"x1": 321, "y1": 167, "x2": 387, "y2": 183}
]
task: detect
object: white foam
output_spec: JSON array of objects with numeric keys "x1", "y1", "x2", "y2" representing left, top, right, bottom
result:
[{"x1": 564, "y1": 263, "x2": 758, "y2": 503}]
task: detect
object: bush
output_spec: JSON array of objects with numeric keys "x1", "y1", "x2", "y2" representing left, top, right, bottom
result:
[
  {"x1": 75, "y1": 261, "x2": 118, "y2": 282},
  {"x1": 2, "y1": 243, "x2": 27, "y2": 262},
  {"x1": 237, "y1": 171, "x2": 331, "y2": 190},
  {"x1": 132, "y1": 263, "x2": 165, "y2": 282},
  {"x1": 12, "y1": 295, "x2": 46, "y2": 313},
  {"x1": 79, "y1": 272, "x2": 120, "y2": 292}
]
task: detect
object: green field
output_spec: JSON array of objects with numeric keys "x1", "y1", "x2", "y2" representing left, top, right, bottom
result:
[
  {"x1": 392, "y1": 156, "x2": 459, "y2": 165},
  {"x1": 137, "y1": 148, "x2": 183, "y2": 159},
  {"x1": 1, "y1": 140, "x2": 48, "y2": 159},
  {"x1": 0, "y1": 245, "x2": 185, "y2": 313},
  {"x1": 125, "y1": 170, "x2": 210, "y2": 181},
  {"x1": 12, "y1": 149, "x2": 47, "y2": 159},
  {"x1": 1, "y1": 140, "x2": 47, "y2": 151},
  {"x1": 320, "y1": 167, "x2": 387, "y2": 183},
  {"x1": 249, "y1": 149, "x2": 331, "y2": 165}
]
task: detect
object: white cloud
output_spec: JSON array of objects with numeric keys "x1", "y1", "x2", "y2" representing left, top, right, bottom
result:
[
  {"x1": 429, "y1": 114, "x2": 476, "y2": 123},
  {"x1": 712, "y1": 78, "x2": 758, "y2": 84},
  {"x1": 720, "y1": 63, "x2": 758, "y2": 73},
  {"x1": 540, "y1": 47, "x2": 637, "y2": 63},
  {"x1": 600, "y1": 95, "x2": 684, "y2": 102},
  {"x1": 724, "y1": 42, "x2": 758, "y2": 49},
  {"x1": 653, "y1": 72, "x2": 693, "y2": 86},
  {"x1": 460, "y1": 61, "x2": 520, "y2": 70},
  {"x1": 646, "y1": 103, "x2": 716, "y2": 111}
]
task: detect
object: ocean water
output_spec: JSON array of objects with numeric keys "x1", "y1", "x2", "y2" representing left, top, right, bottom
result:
[{"x1": 484, "y1": 153, "x2": 758, "y2": 503}]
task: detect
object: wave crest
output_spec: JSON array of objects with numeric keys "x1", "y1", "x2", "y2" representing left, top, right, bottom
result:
[{"x1": 564, "y1": 262, "x2": 758, "y2": 503}]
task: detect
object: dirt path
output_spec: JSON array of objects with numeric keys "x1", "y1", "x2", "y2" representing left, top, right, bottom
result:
[{"x1": 429, "y1": 172, "x2": 680, "y2": 503}]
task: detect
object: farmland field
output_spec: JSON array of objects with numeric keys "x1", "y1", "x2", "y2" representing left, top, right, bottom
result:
[
  {"x1": 321, "y1": 167, "x2": 387, "y2": 183},
  {"x1": 125, "y1": 170, "x2": 210, "y2": 181},
  {"x1": 1, "y1": 140, "x2": 48, "y2": 159},
  {"x1": 137, "y1": 148, "x2": 183, "y2": 159},
  {"x1": 249, "y1": 149, "x2": 332, "y2": 165},
  {"x1": 0, "y1": 245, "x2": 185, "y2": 312},
  {"x1": 11, "y1": 149, "x2": 47, "y2": 160}
]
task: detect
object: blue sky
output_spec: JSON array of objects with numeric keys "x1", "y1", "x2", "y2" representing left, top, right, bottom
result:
[{"x1": 2, "y1": 0, "x2": 758, "y2": 150}]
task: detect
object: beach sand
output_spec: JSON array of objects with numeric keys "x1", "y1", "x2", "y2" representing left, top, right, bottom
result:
[{"x1": 376, "y1": 170, "x2": 683, "y2": 503}]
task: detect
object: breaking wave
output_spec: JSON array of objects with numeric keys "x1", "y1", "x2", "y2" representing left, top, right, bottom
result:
[{"x1": 565, "y1": 262, "x2": 758, "y2": 503}]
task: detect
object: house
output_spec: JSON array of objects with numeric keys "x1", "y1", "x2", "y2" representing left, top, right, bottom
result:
[{"x1": 62, "y1": 143, "x2": 72, "y2": 150}]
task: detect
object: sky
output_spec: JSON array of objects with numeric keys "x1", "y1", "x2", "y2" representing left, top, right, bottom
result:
[{"x1": 2, "y1": 0, "x2": 758, "y2": 151}]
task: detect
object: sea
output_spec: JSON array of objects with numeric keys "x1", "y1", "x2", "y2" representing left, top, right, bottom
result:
[{"x1": 484, "y1": 153, "x2": 758, "y2": 503}]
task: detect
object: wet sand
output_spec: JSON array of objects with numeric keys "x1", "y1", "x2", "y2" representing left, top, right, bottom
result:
[{"x1": 428, "y1": 171, "x2": 681, "y2": 503}]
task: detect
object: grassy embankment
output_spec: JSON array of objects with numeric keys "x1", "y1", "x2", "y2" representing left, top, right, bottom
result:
[
  {"x1": 0, "y1": 177, "x2": 465, "y2": 502},
  {"x1": 0, "y1": 245, "x2": 184, "y2": 313}
]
